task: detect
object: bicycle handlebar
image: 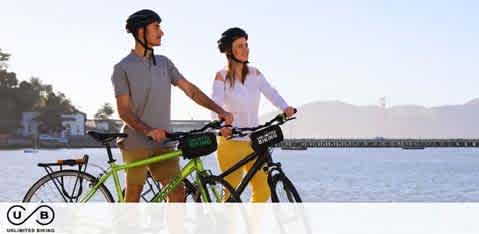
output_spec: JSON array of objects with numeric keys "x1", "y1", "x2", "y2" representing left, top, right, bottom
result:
[
  {"x1": 150, "y1": 108, "x2": 297, "y2": 141},
  {"x1": 148, "y1": 119, "x2": 225, "y2": 142},
  {"x1": 227, "y1": 108, "x2": 297, "y2": 139}
]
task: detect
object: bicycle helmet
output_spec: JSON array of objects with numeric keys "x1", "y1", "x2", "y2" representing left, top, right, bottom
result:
[
  {"x1": 126, "y1": 9, "x2": 162, "y2": 65},
  {"x1": 217, "y1": 27, "x2": 249, "y2": 64}
]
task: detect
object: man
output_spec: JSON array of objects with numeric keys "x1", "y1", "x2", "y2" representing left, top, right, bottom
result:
[{"x1": 111, "y1": 9, "x2": 233, "y2": 202}]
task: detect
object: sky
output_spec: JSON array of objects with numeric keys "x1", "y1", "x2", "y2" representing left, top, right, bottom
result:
[{"x1": 1, "y1": 0, "x2": 478, "y2": 120}]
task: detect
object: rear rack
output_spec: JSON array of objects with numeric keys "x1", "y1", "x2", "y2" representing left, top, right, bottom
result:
[
  {"x1": 38, "y1": 154, "x2": 89, "y2": 174},
  {"x1": 36, "y1": 155, "x2": 90, "y2": 202}
]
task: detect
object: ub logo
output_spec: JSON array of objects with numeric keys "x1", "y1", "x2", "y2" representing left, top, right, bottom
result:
[{"x1": 7, "y1": 205, "x2": 55, "y2": 226}]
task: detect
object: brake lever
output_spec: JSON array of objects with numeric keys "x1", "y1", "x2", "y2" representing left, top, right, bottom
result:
[
  {"x1": 209, "y1": 119, "x2": 225, "y2": 129},
  {"x1": 226, "y1": 133, "x2": 247, "y2": 140},
  {"x1": 148, "y1": 132, "x2": 184, "y2": 142},
  {"x1": 226, "y1": 129, "x2": 248, "y2": 140},
  {"x1": 223, "y1": 127, "x2": 246, "y2": 140},
  {"x1": 278, "y1": 115, "x2": 297, "y2": 124},
  {"x1": 163, "y1": 138, "x2": 177, "y2": 144},
  {"x1": 148, "y1": 136, "x2": 177, "y2": 144}
]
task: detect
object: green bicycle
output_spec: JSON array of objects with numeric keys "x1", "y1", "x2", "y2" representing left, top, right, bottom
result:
[{"x1": 23, "y1": 120, "x2": 240, "y2": 203}]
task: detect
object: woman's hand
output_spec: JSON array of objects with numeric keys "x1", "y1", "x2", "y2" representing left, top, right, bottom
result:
[
  {"x1": 284, "y1": 106, "x2": 296, "y2": 118},
  {"x1": 218, "y1": 110, "x2": 234, "y2": 125},
  {"x1": 220, "y1": 127, "x2": 232, "y2": 138}
]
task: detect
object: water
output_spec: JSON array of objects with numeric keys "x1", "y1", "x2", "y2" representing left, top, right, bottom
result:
[{"x1": 1, "y1": 148, "x2": 479, "y2": 202}]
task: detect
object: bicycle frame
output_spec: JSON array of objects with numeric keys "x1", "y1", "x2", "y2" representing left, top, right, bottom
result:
[
  {"x1": 216, "y1": 112, "x2": 296, "y2": 199},
  {"x1": 79, "y1": 150, "x2": 211, "y2": 202},
  {"x1": 217, "y1": 148, "x2": 280, "y2": 196}
]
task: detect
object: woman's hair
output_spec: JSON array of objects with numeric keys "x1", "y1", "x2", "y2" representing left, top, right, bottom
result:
[
  {"x1": 218, "y1": 27, "x2": 250, "y2": 88},
  {"x1": 225, "y1": 62, "x2": 249, "y2": 88}
]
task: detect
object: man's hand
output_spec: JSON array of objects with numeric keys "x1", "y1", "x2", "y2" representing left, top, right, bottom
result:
[
  {"x1": 218, "y1": 111, "x2": 233, "y2": 125},
  {"x1": 284, "y1": 106, "x2": 296, "y2": 118},
  {"x1": 146, "y1": 128, "x2": 167, "y2": 142}
]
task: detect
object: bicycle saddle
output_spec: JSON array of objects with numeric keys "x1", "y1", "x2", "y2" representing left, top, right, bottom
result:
[{"x1": 87, "y1": 131, "x2": 127, "y2": 144}]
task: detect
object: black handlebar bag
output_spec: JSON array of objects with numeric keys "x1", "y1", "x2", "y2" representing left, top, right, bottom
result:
[
  {"x1": 249, "y1": 125, "x2": 284, "y2": 152},
  {"x1": 179, "y1": 132, "x2": 217, "y2": 159}
]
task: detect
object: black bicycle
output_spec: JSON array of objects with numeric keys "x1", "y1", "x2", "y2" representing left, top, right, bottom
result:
[{"x1": 218, "y1": 110, "x2": 302, "y2": 202}]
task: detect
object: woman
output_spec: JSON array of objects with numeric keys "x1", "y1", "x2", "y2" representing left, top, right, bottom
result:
[{"x1": 211, "y1": 27, "x2": 295, "y2": 202}]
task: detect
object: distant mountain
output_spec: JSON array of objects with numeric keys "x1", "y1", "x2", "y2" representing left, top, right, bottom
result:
[
  {"x1": 261, "y1": 99, "x2": 479, "y2": 138},
  {"x1": 466, "y1": 98, "x2": 479, "y2": 105}
]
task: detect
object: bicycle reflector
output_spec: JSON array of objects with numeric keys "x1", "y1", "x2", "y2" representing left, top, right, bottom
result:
[
  {"x1": 250, "y1": 125, "x2": 284, "y2": 152},
  {"x1": 179, "y1": 132, "x2": 218, "y2": 159}
]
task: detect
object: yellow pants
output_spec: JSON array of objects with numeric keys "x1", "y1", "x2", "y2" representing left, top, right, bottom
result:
[{"x1": 216, "y1": 137, "x2": 270, "y2": 202}]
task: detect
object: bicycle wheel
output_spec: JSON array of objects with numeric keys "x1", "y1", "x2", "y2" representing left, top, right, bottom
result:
[
  {"x1": 270, "y1": 174, "x2": 302, "y2": 203},
  {"x1": 23, "y1": 170, "x2": 114, "y2": 202},
  {"x1": 201, "y1": 176, "x2": 241, "y2": 202}
]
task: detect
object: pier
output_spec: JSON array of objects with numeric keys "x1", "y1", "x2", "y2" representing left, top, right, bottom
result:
[
  {"x1": 171, "y1": 120, "x2": 479, "y2": 149},
  {"x1": 277, "y1": 139, "x2": 479, "y2": 148}
]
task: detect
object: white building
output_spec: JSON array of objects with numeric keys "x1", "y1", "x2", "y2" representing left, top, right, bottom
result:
[
  {"x1": 61, "y1": 113, "x2": 86, "y2": 136},
  {"x1": 19, "y1": 112, "x2": 86, "y2": 137},
  {"x1": 85, "y1": 119, "x2": 123, "y2": 132},
  {"x1": 19, "y1": 112, "x2": 40, "y2": 136}
]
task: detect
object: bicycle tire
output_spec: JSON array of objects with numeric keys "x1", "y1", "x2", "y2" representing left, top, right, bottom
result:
[
  {"x1": 201, "y1": 176, "x2": 241, "y2": 202},
  {"x1": 23, "y1": 170, "x2": 114, "y2": 202},
  {"x1": 270, "y1": 174, "x2": 302, "y2": 203}
]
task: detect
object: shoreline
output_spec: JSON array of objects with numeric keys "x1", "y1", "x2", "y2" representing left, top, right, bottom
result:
[{"x1": 0, "y1": 135, "x2": 117, "y2": 149}]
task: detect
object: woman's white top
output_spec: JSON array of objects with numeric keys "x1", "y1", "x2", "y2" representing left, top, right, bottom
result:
[{"x1": 211, "y1": 66, "x2": 288, "y2": 141}]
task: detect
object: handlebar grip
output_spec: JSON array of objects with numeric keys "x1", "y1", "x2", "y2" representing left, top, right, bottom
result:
[
  {"x1": 282, "y1": 108, "x2": 298, "y2": 118},
  {"x1": 209, "y1": 119, "x2": 226, "y2": 129},
  {"x1": 218, "y1": 128, "x2": 241, "y2": 138},
  {"x1": 148, "y1": 132, "x2": 173, "y2": 141},
  {"x1": 165, "y1": 132, "x2": 174, "y2": 139}
]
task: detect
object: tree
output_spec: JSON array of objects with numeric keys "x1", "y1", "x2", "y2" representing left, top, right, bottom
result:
[
  {"x1": 94, "y1": 103, "x2": 114, "y2": 120},
  {"x1": 29, "y1": 77, "x2": 52, "y2": 98},
  {"x1": 17, "y1": 80, "x2": 41, "y2": 112},
  {"x1": 0, "y1": 49, "x2": 10, "y2": 70},
  {"x1": 0, "y1": 70, "x2": 17, "y2": 88},
  {"x1": 0, "y1": 49, "x2": 20, "y2": 133},
  {"x1": 36, "y1": 92, "x2": 76, "y2": 134},
  {"x1": 94, "y1": 103, "x2": 120, "y2": 131},
  {"x1": 0, "y1": 48, "x2": 80, "y2": 135}
]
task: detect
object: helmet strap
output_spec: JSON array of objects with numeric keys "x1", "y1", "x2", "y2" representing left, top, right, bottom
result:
[{"x1": 133, "y1": 26, "x2": 157, "y2": 65}]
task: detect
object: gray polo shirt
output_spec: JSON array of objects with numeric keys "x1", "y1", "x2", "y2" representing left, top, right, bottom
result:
[{"x1": 111, "y1": 51, "x2": 184, "y2": 149}]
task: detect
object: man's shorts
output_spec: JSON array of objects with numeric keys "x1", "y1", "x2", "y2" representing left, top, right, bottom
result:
[{"x1": 120, "y1": 147, "x2": 180, "y2": 186}]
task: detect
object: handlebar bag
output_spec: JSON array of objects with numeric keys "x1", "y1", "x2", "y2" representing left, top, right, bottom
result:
[
  {"x1": 179, "y1": 132, "x2": 217, "y2": 159},
  {"x1": 250, "y1": 125, "x2": 284, "y2": 152}
]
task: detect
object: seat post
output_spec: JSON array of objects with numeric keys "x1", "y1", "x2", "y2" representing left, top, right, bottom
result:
[{"x1": 104, "y1": 143, "x2": 116, "y2": 163}]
